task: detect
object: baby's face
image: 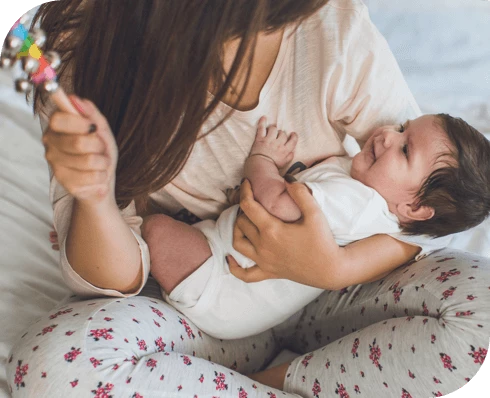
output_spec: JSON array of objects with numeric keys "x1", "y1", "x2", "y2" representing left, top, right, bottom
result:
[{"x1": 351, "y1": 115, "x2": 452, "y2": 216}]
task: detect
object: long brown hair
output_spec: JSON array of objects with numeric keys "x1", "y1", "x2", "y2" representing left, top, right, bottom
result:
[{"x1": 32, "y1": 0, "x2": 328, "y2": 210}]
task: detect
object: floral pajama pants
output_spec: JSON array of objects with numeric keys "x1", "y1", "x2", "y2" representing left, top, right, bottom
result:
[{"x1": 7, "y1": 249, "x2": 489, "y2": 397}]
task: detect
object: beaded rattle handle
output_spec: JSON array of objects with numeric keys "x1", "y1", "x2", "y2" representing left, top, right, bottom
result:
[{"x1": 1, "y1": 13, "x2": 79, "y2": 115}]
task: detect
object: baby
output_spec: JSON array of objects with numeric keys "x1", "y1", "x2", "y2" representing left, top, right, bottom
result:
[{"x1": 142, "y1": 114, "x2": 490, "y2": 339}]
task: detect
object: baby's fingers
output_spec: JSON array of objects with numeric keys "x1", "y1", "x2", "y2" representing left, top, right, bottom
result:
[
  {"x1": 43, "y1": 131, "x2": 105, "y2": 155},
  {"x1": 49, "y1": 112, "x2": 97, "y2": 135},
  {"x1": 46, "y1": 150, "x2": 110, "y2": 172},
  {"x1": 285, "y1": 132, "x2": 298, "y2": 151}
]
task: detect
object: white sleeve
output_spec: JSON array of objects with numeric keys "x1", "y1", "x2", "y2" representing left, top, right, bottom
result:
[
  {"x1": 50, "y1": 176, "x2": 150, "y2": 298},
  {"x1": 388, "y1": 232, "x2": 452, "y2": 261},
  {"x1": 327, "y1": 4, "x2": 421, "y2": 145}
]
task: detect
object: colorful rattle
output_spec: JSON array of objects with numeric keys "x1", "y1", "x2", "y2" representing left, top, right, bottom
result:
[{"x1": 1, "y1": 13, "x2": 79, "y2": 115}]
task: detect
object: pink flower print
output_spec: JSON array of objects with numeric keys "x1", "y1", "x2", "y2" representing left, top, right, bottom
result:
[
  {"x1": 325, "y1": 359, "x2": 331, "y2": 369},
  {"x1": 199, "y1": 374, "x2": 204, "y2": 383},
  {"x1": 468, "y1": 345, "x2": 487, "y2": 365},
  {"x1": 431, "y1": 334, "x2": 437, "y2": 344},
  {"x1": 354, "y1": 385, "x2": 360, "y2": 394},
  {"x1": 383, "y1": 382, "x2": 388, "y2": 388},
  {"x1": 360, "y1": 371, "x2": 365, "y2": 378},
  {"x1": 436, "y1": 257, "x2": 455, "y2": 263},
  {"x1": 301, "y1": 354, "x2": 313, "y2": 368},
  {"x1": 181, "y1": 355, "x2": 192, "y2": 366},
  {"x1": 441, "y1": 287, "x2": 457, "y2": 300},
  {"x1": 467, "y1": 295, "x2": 477, "y2": 301},
  {"x1": 133, "y1": 318, "x2": 140, "y2": 323},
  {"x1": 104, "y1": 317, "x2": 113, "y2": 322},
  {"x1": 213, "y1": 371, "x2": 228, "y2": 391},
  {"x1": 198, "y1": 331, "x2": 203, "y2": 338},
  {"x1": 238, "y1": 387, "x2": 248, "y2": 398},
  {"x1": 388, "y1": 343, "x2": 392, "y2": 350},
  {"x1": 89, "y1": 328, "x2": 114, "y2": 341},
  {"x1": 392, "y1": 282, "x2": 403, "y2": 304},
  {"x1": 436, "y1": 269, "x2": 460, "y2": 283},
  {"x1": 179, "y1": 317, "x2": 196, "y2": 339},
  {"x1": 112, "y1": 364, "x2": 119, "y2": 371},
  {"x1": 146, "y1": 358, "x2": 158, "y2": 371},
  {"x1": 411, "y1": 345, "x2": 416, "y2": 353},
  {"x1": 351, "y1": 338, "x2": 360, "y2": 358},
  {"x1": 150, "y1": 306, "x2": 167, "y2": 320},
  {"x1": 13, "y1": 360, "x2": 28, "y2": 389},
  {"x1": 37, "y1": 325, "x2": 58, "y2": 336},
  {"x1": 456, "y1": 311, "x2": 474, "y2": 317},
  {"x1": 268, "y1": 393, "x2": 277, "y2": 398},
  {"x1": 154, "y1": 320, "x2": 161, "y2": 328},
  {"x1": 408, "y1": 370, "x2": 415, "y2": 379},
  {"x1": 312, "y1": 378, "x2": 321, "y2": 397},
  {"x1": 360, "y1": 306, "x2": 365, "y2": 316},
  {"x1": 70, "y1": 379, "x2": 78, "y2": 388},
  {"x1": 177, "y1": 385, "x2": 182, "y2": 391},
  {"x1": 91, "y1": 382, "x2": 114, "y2": 398},
  {"x1": 369, "y1": 339, "x2": 383, "y2": 371},
  {"x1": 423, "y1": 318, "x2": 429, "y2": 325},
  {"x1": 40, "y1": 371, "x2": 46, "y2": 378},
  {"x1": 401, "y1": 388, "x2": 412, "y2": 398},
  {"x1": 335, "y1": 382, "x2": 350, "y2": 398},
  {"x1": 422, "y1": 301, "x2": 429, "y2": 316},
  {"x1": 160, "y1": 375, "x2": 164, "y2": 381},
  {"x1": 433, "y1": 376, "x2": 442, "y2": 384},
  {"x1": 127, "y1": 377, "x2": 132, "y2": 384},
  {"x1": 65, "y1": 331, "x2": 75, "y2": 336},
  {"x1": 132, "y1": 393, "x2": 144, "y2": 398},
  {"x1": 49, "y1": 308, "x2": 73, "y2": 319},
  {"x1": 64, "y1": 347, "x2": 82, "y2": 363},
  {"x1": 90, "y1": 357, "x2": 103, "y2": 368},
  {"x1": 137, "y1": 338, "x2": 148, "y2": 351},
  {"x1": 171, "y1": 341, "x2": 175, "y2": 351},
  {"x1": 440, "y1": 353, "x2": 457, "y2": 371},
  {"x1": 32, "y1": 346, "x2": 39, "y2": 352},
  {"x1": 383, "y1": 303, "x2": 388, "y2": 312},
  {"x1": 432, "y1": 392, "x2": 443, "y2": 397},
  {"x1": 124, "y1": 355, "x2": 138, "y2": 365},
  {"x1": 155, "y1": 337, "x2": 166, "y2": 352}
]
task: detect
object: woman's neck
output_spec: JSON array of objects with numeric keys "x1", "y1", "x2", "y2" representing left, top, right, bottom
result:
[{"x1": 213, "y1": 28, "x2": 285, "y2": 111}]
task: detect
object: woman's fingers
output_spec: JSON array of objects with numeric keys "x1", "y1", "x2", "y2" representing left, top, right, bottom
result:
[
  {"x1": 227, "y1": 257, "x2": 276, "y2": 283},
  {"x1": 45, "y1": 149, "x2": 110, "y2": 172},
  {"x1": 49, "y1": 112, "x2": 97, "y2": 135},
  {"x1": 44, "y1": 131, "x2": 105, "y2": 155},
  {"x1": 232, "y1": 220, "x2": 258, "y2": 260},
  {"x1": 285, "y1": 182, "x2": 322, "y2": 223}
]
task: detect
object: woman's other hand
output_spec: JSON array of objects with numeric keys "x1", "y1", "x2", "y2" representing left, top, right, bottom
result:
[
  {"x1": 43, "y1": 96, "x2": 118, "y2": 205},
  {"x1": 230, "y1": 179, "x2": 337, "y2": 288}
]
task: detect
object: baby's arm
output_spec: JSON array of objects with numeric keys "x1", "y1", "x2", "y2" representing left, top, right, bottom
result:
[{"x1": 245, "y1": 117, "x2": 301, "y2": 222}]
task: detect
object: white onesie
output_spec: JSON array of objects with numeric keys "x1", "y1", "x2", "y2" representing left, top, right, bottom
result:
[{"x1": 164, "y1": 156, "x2": 451, "y2": 339}]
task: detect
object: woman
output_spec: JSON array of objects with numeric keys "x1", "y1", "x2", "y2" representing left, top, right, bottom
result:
[{"x1": 7, "y1": 0, "x2": 488, "y2": 396}]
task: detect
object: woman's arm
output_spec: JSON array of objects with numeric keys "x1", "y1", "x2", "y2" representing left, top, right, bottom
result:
[
  {"x1": 229, "y1": 180, "x2": 420, "y2": 290},
  {"x1": 65, "y1": 195, "x2": 143, "y2": 294}
]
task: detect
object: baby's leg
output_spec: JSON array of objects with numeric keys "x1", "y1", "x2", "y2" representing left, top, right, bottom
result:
[{"x1": 141, "y1": 214, "x2": 212, "y2": 294}]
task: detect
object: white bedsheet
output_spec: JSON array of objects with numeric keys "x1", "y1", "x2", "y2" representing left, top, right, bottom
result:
[{"x1": 0, "y1": 0, "x2": 489, "y2": 396}]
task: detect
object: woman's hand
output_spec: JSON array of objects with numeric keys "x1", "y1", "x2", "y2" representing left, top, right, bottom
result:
[
  {"x1": 43, "y1": 96, "x2": 118, "y2": 205},
  {"x1": 229, "y1": 179, "x2": 339, "y2": 288}
]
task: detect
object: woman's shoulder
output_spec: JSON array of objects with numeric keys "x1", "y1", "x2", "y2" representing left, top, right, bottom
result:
[{"x1": 300, "y1": 0, "x2": 369, "y2": 31}]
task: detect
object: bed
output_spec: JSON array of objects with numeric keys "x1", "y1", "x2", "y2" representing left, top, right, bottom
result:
[{"x1": 1, "y1": 1, "x2": 489, "y2": 396}]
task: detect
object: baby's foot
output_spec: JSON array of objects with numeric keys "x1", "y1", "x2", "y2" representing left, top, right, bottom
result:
[{"x1": 249, "y1": 116, "x2": 298, "y2": 168}]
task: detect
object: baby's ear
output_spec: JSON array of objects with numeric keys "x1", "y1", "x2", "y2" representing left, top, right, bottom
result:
[{"x1": 398, "y1": 202, "x2": 435, "y2": 222}]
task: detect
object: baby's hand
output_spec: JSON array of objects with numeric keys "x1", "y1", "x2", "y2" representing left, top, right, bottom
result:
[{"x1": 249, "y1": 116, "x2": 298, "y2": 169}]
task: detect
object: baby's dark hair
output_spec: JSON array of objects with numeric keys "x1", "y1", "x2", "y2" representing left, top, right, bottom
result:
[{"x1": 401, "y1": 114, "x2": 490, "y2": 238}]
